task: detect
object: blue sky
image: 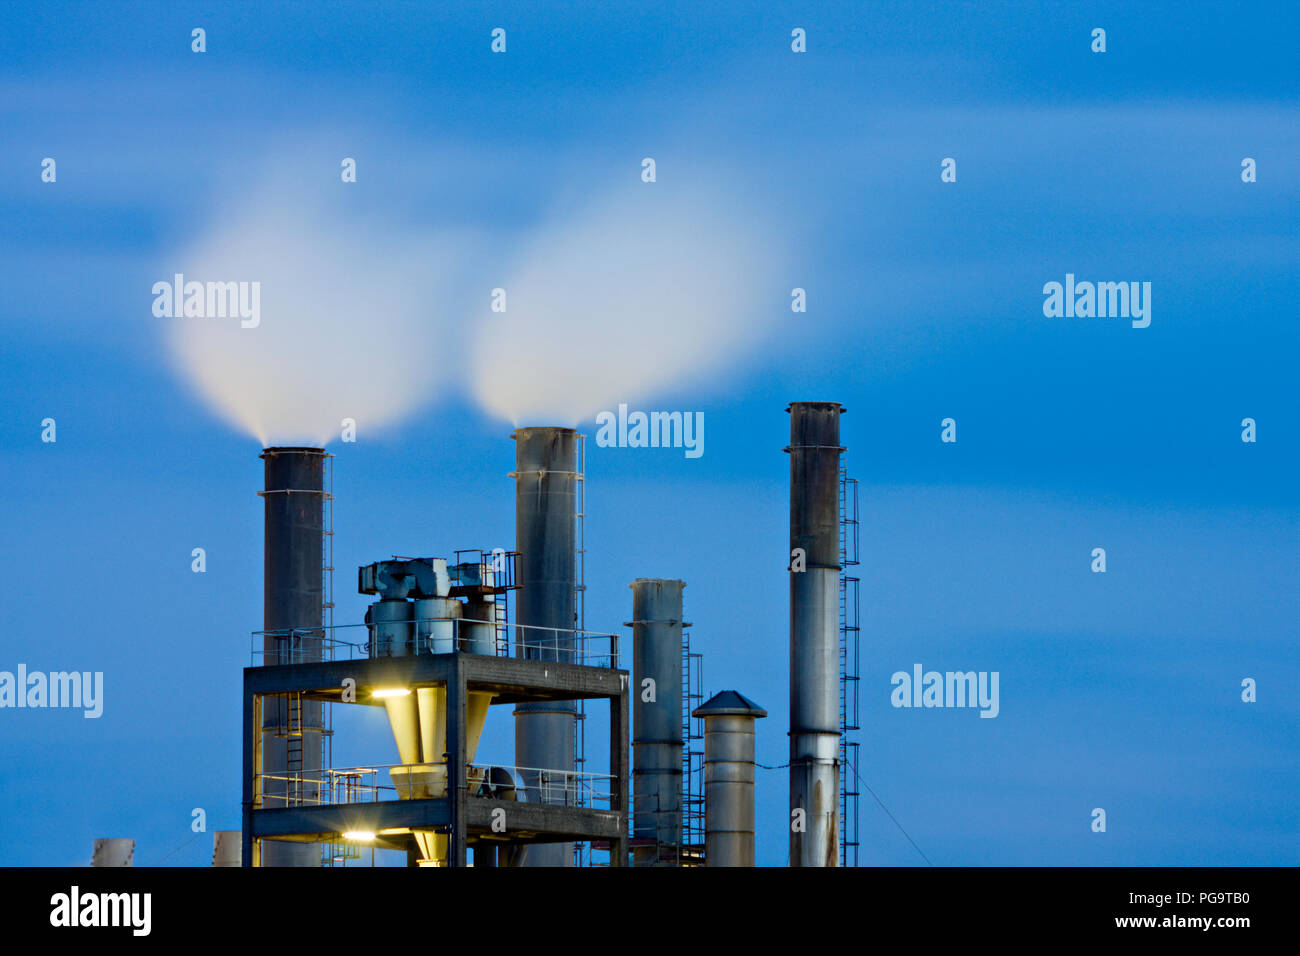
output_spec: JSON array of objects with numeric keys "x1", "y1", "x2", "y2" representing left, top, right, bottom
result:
[{"x1": 1, "y1": 1, "x2": 1296, "y2": 866}]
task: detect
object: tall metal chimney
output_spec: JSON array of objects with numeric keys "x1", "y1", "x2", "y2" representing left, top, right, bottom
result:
[
  {"x1": 693, "y1": 691, "x2": 766, "y2": 867},
  {"x1": 259, "y1": 445, "x2": 327, "y2": 868},
  {"x1": 511, "y1": 427, "x2": 577, "y2": 867},
  {"x1": 786, "y1": 402, "x2": 843, "y2": 867},
  {"x1": 629, "y1": 577, "x2": 685, "y2": 866}
]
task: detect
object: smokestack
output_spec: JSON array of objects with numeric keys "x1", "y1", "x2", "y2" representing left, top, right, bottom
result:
[
  {"x1": 90, "y1": 838, "x2": 134, "y2": 867},
  {"x1": 511, "y1": 427, "x2": 577, "y2": 867},
  {"x1": 693, "y1": 691, "x2": 766, "y2": 867},
  {"x1": 260, "y1": 445, "x2": 327, "y2": 868},
  {"x1": 786, "y1": 402, "x2": 843, "y2": 867},
  {"x1": 629, "y1": 578, "x2": 685, "y2": 866}
]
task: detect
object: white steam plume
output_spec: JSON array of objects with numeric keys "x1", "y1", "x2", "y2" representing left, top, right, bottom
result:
[
  {"x1": 163, "y1": 180, "x2": 466, "y2": 446},
  {"x1": 468, "y1": 183, "x2": 787, "y2": 425}
]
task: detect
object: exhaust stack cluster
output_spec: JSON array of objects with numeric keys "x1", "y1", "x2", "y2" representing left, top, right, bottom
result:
[{"x1": 244, "y1": 401, "x2": 852, "y2": 868}]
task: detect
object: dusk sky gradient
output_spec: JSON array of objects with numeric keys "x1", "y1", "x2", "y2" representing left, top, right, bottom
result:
[{"x1": 1, "y1": 1, "x2": 1296, "y2": 866}]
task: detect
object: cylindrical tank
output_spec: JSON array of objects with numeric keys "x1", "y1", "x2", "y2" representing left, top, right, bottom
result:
[
  {"x1": 368, "y1": 598, "x2": 413, "y2": 657},
  {"x1": 91, "y1": 838, "x2": 134, "y2": 867},
  {"x1": 693, "y1": 692, "x2": 766, "y2": 867},
  {"x1": 786, "y1": 403, "x2": 843, "y2": 867},
  {"x1": 511, "y1": 427, "x2": 578, "y2": 867},
  {"x1": 414, "y1": 596, "x2": 462, "y2": 654},
  {"x1": 260, "y1": 446, "x2": 327, "y2": 867},
  {"x1": 630, "y1": 578, "x2": 685, "y2": 866},
  {"x1": 462, "y1": 598, "x2": 501, "y2": 656}
]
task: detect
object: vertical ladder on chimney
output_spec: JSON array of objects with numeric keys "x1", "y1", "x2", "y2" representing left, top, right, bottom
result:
[
  {"x1": 573, "y1": 433, "x2": 588, "y2": 866},
  {"x1": 320, "y1": 453, "x2": 335, "y2": 780},
  {"x1": 680, "y1": 630, "x2": 704, "y2": 865},
  {"x1": 839, "y1": 468, "x2": 861, "y2": 867},
  {"x1": 574, "y1": 433, "x2": 587, "y2": 640},
  {"x1": 316, "y1": 454, "x2": 336, "y2": 863},
  {"x1": 322, "y1": 452, "x2": 335, "y2": 650}
]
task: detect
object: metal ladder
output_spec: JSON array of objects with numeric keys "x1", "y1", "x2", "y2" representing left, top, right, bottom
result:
[
  {"x1": 680, "y1": 631, "x2": 704, "y2": 865},
  {"x1": 322, "y1": 453, "x2": 335, "y2": 651},
  {"x1": 315, "y1": 455, "x2": 335, "y2": 842},
  {"x1": 839, "y1": 469, "x2": 861, "y2": 867},
  {"x1": 319, "y1": 454, "x2": 335, "y2": 789},
  {"x1": 281, "y1": 692, "x2": 304, "y2": 808},
  {"x1": 572, "y1": 435, "x2": 588, "y2": 866}
]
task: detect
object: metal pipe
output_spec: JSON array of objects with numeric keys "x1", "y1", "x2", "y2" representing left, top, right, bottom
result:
[
  {"x1": 511, "y1": 427, "x2": 577, "y2": 866},
  {"x1": 90, "y1": 838, "x2": 134, "y2": 867},
  {"x1": 786, "y1": 402, "x2": 843, "y2": 867},
  {"x1": 693, "y1": 691, "x2": 766, "y2": 867},
  {"x1": 415, "y1": 596, "x2": 462, "y2": 654},
  {"x1": 629, "y1": 578, "x2": 685, "y2": 866},
  {"x1": 461, "y1": 598, "x2": 500, "y2": 656},
  {"x1": 368, "y1": 598, "x2": 413, "y2": 657},
  {"x1": 259, "y1": 445, "x2": 327, "y2": 867},
  {"x1": 212, "y1": 831, "x2": 242, "y2": 867}
]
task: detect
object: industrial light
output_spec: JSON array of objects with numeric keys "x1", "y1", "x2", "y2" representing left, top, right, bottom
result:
[
  {"x1": 341, "y1": 830, "x2": 375, "y2": 842},
  {"x1": 371, "y1": 687, "x2": 411, "y2": 699}
]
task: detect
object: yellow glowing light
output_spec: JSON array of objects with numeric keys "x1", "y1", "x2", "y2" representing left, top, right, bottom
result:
[
  {"x1": 341, "y1": 830, "x2": 376, "y2": 842},
  {"x1": 371, "y1": 687, "x2": 411, "y2": 699}
]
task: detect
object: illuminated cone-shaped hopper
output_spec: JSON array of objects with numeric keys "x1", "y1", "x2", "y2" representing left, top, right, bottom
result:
[
  {"x1": 362, "y1": 558, "x2": 497, "y2": 866},
  {"x1": 383, "y1": 683, "x2": 495, "y2": 865}
]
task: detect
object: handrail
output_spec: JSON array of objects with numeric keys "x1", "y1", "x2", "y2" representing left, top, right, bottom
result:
[
  {"x1": 253, "y1": 762, "x2": 616, "y2": 810},
  {"x1": 250, "y1": 617, "x2": 620, "y2": 668}
]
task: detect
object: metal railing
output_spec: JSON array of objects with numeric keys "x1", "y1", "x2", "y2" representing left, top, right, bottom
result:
[
  {"x1": 251, "y1": 618, "x2": 620, "y2": 668},
  {"x1": 254, "y1": 762, "x2": 616, "y2": 811}
]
